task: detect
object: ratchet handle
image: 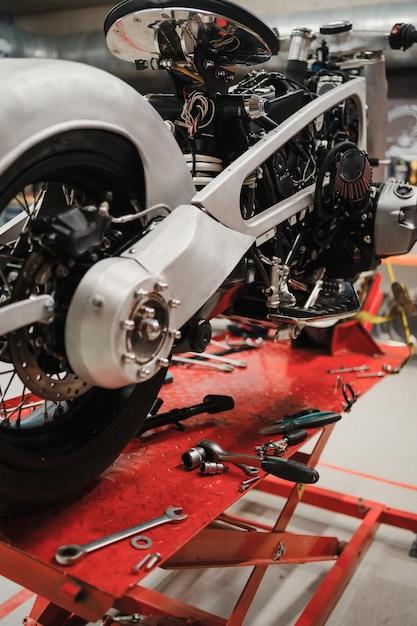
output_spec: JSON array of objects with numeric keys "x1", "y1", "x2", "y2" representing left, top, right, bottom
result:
[{"x1": 261, "y1": 456, "x2": 319, "y2": 484}]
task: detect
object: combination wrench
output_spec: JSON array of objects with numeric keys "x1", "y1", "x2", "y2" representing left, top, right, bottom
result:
[{"x1": 55, "y1": 506, "x2": 188, "y2": 565}]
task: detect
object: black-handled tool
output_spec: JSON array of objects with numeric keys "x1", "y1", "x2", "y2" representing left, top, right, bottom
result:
[
  {"x1": 140, "y1": 394, "x2": 234, "y2": 433},
  {"x1": 259, "y1": 411, "x2": 341, "y2": 435},
  {"x1": 192, "y1": 439, "x2": 319, "y2": 484},
  {"x1": 261, "y1": 456, "x2": 319, "y2": 484}
]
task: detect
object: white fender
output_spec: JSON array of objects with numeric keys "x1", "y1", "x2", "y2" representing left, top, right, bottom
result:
[{"x1": 0, "y1": 58, "x2": 195, "y2": 210}]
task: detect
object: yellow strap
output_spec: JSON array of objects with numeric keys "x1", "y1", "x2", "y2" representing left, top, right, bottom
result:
[
  {"x1": 354, "y1": 309, "x2": 397, "y2": 324},
  {"x1": 385, "y1": 259, "x2": 415, "y2": 359}
]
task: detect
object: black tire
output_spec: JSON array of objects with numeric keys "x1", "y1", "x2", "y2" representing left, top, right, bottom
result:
[{"x1": 0, "y1": 129, "x2": 165, "y2": 515}]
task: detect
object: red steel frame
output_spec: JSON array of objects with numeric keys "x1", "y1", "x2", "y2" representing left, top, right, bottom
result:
[{"x1": 0, "y1": 311, "x2": 416, "y2": 626}]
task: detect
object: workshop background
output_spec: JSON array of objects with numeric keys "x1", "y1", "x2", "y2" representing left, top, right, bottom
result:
[{"x1": 0, "y1": 0, "x2": 416, "y2": 624}]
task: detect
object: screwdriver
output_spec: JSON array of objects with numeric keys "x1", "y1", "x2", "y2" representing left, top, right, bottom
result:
[{"x1": 259, "y1": 411, "x2": 342, "y2": 435}]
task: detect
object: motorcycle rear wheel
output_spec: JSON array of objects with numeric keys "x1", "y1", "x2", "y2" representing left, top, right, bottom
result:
[{"x1": 0, "y1": 129, "x2": 165, "y2": 516}]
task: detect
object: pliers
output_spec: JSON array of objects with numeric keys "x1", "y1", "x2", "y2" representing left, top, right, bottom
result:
[{"x1": 258, "y1": 408, "x2": 342, "y2": 435}]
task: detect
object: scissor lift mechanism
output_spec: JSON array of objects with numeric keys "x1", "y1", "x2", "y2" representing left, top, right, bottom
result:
[{"x1": 0, "y1": 311, "x2": 416, "y2": 626}]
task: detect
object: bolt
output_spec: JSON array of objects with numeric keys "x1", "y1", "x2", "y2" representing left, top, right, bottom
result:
[
  {"x1": 134, "y1": 288, "x2": 149, "y2": 298},
  {"x1": 120, "y1": 319, "x2": 135, "y2": 330},
  {"x1": 241, "y1": 476, "x2": 261, "y2": 486},
  {"x1": 154, "y1": 280, "x2": 168, "y2": 292},
  {"x1": 238, "y1": 476, "x2": 260, "y2": 491},
  {"x1": 145, "y1": 552, "x2": 161, "y2": 570},
  {"x1": 357, "y1": 371, "x2": 385, "y2": 378},
  {"x1": 328, "y1": 365, "x2": 369, "y2": 374},
  {"x1": 131, "y1": 553, "x2": 152, "y2": 573},
  {"x1": 122, "y1": 352, "x2": 136, "y2": 364},
  {"x1": 157, "y1": 357, "x2": 170, "y2": 368},
  {"x1": 139, "y1": 305, "x2": 155, "y2": 318},
  {"x1": 91, "y1": 294, "x2": 105, "y2": 309},
  {"x1": 138, "y1": 367, "x2": 151, "y2": 378},
  {"x1": 168, "y1": 329, "x2": 182, "y2": 340},
  {"x1": 169, "y1": 298, "x2": 181, "y2": 308}
]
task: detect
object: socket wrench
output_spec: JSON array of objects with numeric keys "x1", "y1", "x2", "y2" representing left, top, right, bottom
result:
[{"x1": 186, "y1": 440, "x2": 319, "y2": 484}]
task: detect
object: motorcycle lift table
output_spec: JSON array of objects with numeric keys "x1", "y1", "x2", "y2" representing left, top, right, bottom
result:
[{"x1": 0, "y1": 322, "x2": 416, "y2": 626}]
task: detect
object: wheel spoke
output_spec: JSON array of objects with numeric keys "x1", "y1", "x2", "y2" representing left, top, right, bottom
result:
[{"x1": 0, "y1": 178, "x2": 89, "y2": 428}]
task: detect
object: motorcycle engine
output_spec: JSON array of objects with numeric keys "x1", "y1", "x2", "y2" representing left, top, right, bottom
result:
[{"x1": 149, "y1": 65, "x2": 417, "y2": 334}]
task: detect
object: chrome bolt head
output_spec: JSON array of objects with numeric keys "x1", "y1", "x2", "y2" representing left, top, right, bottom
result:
[
  {"x1": 134, "y1": 288, "x2": 149, "y2": 298},
  {"x1": 91, "y1": 294, "x2": 105, "y2": 309},
  {"x1": 120, "y1": 318, "x2": 135, "y2": 330},
  {"x1": 122, "y1": 352, "x2": 136, "y2": 364},
  {"x1": 138, "y1": 305, "x2": 156, "y2": 318},
  {"x1": 154, "y1": 280, "x2": 168, "y2": 292}
]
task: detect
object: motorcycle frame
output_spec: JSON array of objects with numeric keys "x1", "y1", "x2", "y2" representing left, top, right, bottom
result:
[
  {"x1": 0, "y1": 57, "x2": 375, "y2": 388},
  {"x1": 193, "y1": 76, "x2": 368, "y2": 240}
]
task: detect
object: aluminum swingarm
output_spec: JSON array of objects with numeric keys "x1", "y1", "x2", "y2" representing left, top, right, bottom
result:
[
  {"x1": 0, "y1": 204, "x2": 253, "y2": 388},
  {"x1": 65, "y1": 204, "x2": 254, "y2": 388}
]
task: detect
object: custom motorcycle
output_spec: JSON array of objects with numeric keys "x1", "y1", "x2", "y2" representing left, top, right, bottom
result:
[{"x1": 0, "y1": 0, "x2": 416, "y2": 515}]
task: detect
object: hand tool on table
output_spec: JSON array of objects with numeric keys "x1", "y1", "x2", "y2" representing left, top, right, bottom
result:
[
  {"x1": 239, "y1": 476, "x2": 261, "y2": 492},
  {"x1": 255, "y1": 429, "x2": 307, "y2": 457},
  {"x1": 181, "y1": 446, "x2": 258, "y2": 476},
  {"x1": 208, "y1": 337, "x2": 263, "y2": 357},
  {"x1": 356, "y1": 371, "x2": 385, "y2": 378},
  {"x1": 200, "y1": 461, "x2": 229, "y2": 475},
  {"x1": 183, "y1": 439, "x2": 319, "y2": 484},
  {"x1": 140, "y1": 394, "x2": 234, "y2": 434},
  {"x1": 186, "y1": 351, "x2": 247, "y2": 368},
  {"x1": 171, "y1": 355, "x2": 234, "y2": 371},
  {"x1": 55, "y1": 507, "x2": 188, "y2": 565},
  {"x1": 258, "y1": 410, "x2": 341, "y2": 435},
  {"x1": 327, "y1": 365, "x2": 370, "y2": 374},
  {"x1": 341, "y1": 382, "x2": 359, "y2": 412},
  {"x1": 235, "y1": 463, "x2": 259, "y2": 476}
]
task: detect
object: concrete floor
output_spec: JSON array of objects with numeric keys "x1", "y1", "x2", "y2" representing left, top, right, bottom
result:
[{"x1": 1, "y1": 350, "x2": 416, "y2": 625}]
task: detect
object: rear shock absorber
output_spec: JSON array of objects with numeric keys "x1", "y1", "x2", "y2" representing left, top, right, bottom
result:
[{"x1": 184, "y1": 153, "x2": 223, "y2": 189}]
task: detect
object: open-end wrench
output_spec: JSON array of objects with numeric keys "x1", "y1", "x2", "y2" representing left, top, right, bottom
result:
[
  {"x1": 187, "y1": 352, "x2": 247, "y2": 368},
  {"x1": 55, "y1": 506, "x2": 188, "y2": 565},
  {"x1": 171, "y1": 355, "x2": 233, "y2": 371}
]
